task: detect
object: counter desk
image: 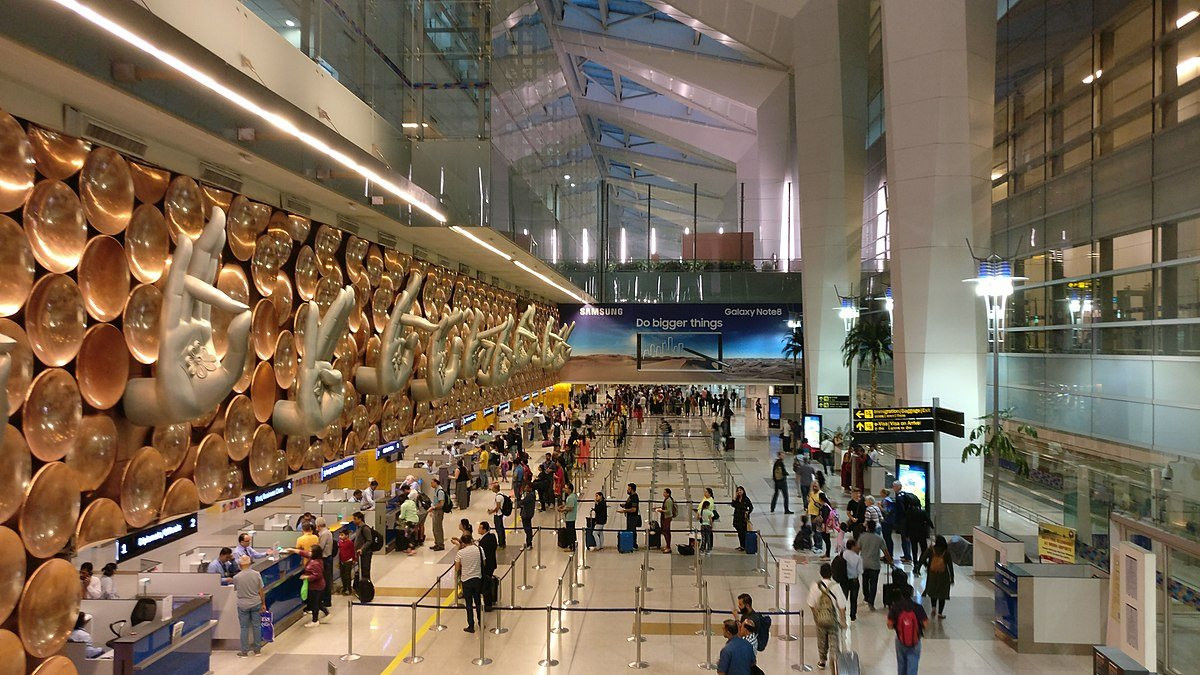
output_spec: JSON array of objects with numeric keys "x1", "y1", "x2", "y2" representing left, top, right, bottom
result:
[{"x1": 993, "y1": 561, "x2": 1108, "y2": 654}]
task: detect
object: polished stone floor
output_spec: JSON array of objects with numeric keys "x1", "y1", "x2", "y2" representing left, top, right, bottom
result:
[{"x1": 209, "y1": 407, "x2": 1093, "y2": 674}]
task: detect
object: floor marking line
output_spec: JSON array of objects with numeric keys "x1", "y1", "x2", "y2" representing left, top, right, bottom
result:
[{"x1": 380, "y1": 588, "x2": 460, "y2": 674}]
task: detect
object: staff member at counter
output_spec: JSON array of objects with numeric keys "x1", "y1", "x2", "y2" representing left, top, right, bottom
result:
[
  {"x1": 363, "y1": 479, "x2": 381, "y2": 508},
  {"x1": 234, "y1": 533, "x2": 269, "y2": 562},
  {"x1": 353, "y1": 489, "x2": 374, "y2": 511},
  {"x1": 207, "y1": 547, "x2": 237, "y2": 584}
]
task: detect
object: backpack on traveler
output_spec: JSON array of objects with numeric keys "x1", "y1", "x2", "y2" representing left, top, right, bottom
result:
[
  {"x1": 754, "y1": 612, "x2": 771, "y2": 652},
  {"x1": 831, "y1": 552, "x2": 848, "y2": 585},
  {"x1": 813, "y1": 581, "x2": 840, "y2": 630},
  {"x1": 367, "y1": 525, "x2": 384, "y2": 552},
  {"x1": 501, "y1": 493, "x2": 514, "y2": 517},
  {"x1": 895, "y1": 605, "x2": 921, "y2": 647}
]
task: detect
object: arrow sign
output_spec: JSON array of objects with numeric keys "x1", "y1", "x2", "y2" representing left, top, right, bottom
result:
[
  {"x1": 853, "y1": 418, "x2": 934, "y2": 433},
  {"x1": 854, "y1": 407, "x2": 933, "y2": 420}
]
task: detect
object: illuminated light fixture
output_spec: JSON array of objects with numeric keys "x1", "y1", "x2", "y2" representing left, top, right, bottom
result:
[
  {"x1": 683, "y1": 227, "x2": 690, "y2": 235},
  {"x1": 1179, "y1": 10, "x2": 1199, "y2": 27},
  {"x1": 965, "y1": 256, "x2": 1026, "y2": 342},
  {"x1": 449, "y1": 225, "x2": 511, "y2": 261},
  {"x1": 514, "y1": 259, "x2": 585, "y2": 302},
  {"x1": 284, "y1": 19, "x2": 296, "y2": 27},
  {"x1": 570, "y1": 182, "x2": 576, "y2": 188},
  {"x1": 581, "y1": 229, "x2": 590, "y2": 263},
  {"x1": 884, "y1": 287, "x2": 894, "y2": 315},
  {"x1": 551, "y1": 228, "x2": 558, "y2": 265},
  {"x1": 1082, "y1": 69, "x2": 1103, "y2": 84},
  {"x1": 1177, "y1": 56, "x2": 1200, "y2": 83},
  {"x1": 563, "y1": 174, "x2": 571, "y2": 180},
  {"x1": 991, "y1": 168, "x2": 1005, "y2": 181},
  {"x1": 718, "y1": 227, "x2": 724, "y2": 234},
  {"x1": 650, "y1": 227, "x2": 657, "y2": 256},
  {"x1": 620, "y1": 227, "x2": 628, "y2": 263},
  {"x1": 46, "y1": 0, "x2": 446, "y2": 222},
  {"x1": 836, "y1": 297, "x2": 860, "y2": 332},
  {"x1": 402, "y1": 122, "x2": 430, "y2": 129},
  {"x1": 522, "y1": 228, "x2": 529, "y2": 236}
]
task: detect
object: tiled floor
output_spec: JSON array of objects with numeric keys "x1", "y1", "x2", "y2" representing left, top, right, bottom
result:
[{"x1": 210, "y1": 407, "x2": 1094, "y2": 674}]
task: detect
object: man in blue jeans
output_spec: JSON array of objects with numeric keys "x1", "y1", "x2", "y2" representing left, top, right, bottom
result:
[
  {"x1": 232, "y1": 556, "x2": 266, "y2": 657},
  {"x1": 886, "y1": 592, "x2": 928, "y2": 675}
]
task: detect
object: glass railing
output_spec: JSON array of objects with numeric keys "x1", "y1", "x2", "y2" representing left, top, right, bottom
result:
[{"x1": 558, "y1": 265, "x2": 803, "y2": 304}]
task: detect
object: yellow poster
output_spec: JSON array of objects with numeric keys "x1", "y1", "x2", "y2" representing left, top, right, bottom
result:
[{"x1": 1037, "y1": 522, "x2": 1077, "y2": 564}]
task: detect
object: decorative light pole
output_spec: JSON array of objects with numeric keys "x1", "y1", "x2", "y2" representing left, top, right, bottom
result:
[
  {"x1": 965, "y1": 255, "x2": 1024, "y2": 528},
  {"x1": 835, "y1": 289, "x2": 860, "y2": 433}
]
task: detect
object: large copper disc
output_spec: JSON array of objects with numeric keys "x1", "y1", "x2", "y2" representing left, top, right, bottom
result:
[
  {"x1": 26, "y1": 273, "x2": 85, "y2": 367},
  {"x1": 80, "y1": 146, "x2": 134, "y2": 235},
  {"x1": 0, "y1": 425, "x2": 32, "y2": 523},
  {"x1": 0, "y1": 111, "x2": 35, "y2": 212},
  {"x1": 128, "y1": 162, "x2": 169, "y2": 204},
  {"x1": 200, "y1": 185, "x2": 231, "y2": 214},
  {"x1": 31, "y1": 655, "x2": 77, "y2": 675},
  {"x1": 0, "y1": 630, "x2": 25, "y2": 675},
  {"x1": 151, "y1": 421, "x2": 191, "y2": 472},
  {"x1": 250, "y1": 230, "x2": 291, "y2": 297},
  {"x1": 75, "y1": 498, "x2": 126, "y2": 548},
  {"x1": 272, "y1": 271, "x2": 293, "y2": 326},
  {"x1": 223, "y1": 395, "x2": 254, "y2": 461},
  {"x1": 226, "y1": 195, "x2": 269, "y2": 261},
  {"x1": 195, "y1": 434, "x2": 230, "y2": 504},
  {"x1": 78, "y1": 235, "x2": 129, "y2": 321},
  {"x1": 249, "y1": 424, "x2": 282, "y2": 486},
  {"x1": 0, "y1": 527, "x2": 26, "y2": 625},
  {"x1": 65, "y1": 415, "x2": 116, "y2": 492},
  {"x1": 249, "y1": 361, "x2": 276, "y2": 423},
  {"x1": 125, "y1": 204, "x2": 169, "y2": 283},
  {"x1": 120, "y1": 446, "x2": 165, "y2": 528},
  {"x1": 18, "y1": 463, "x2": 80, "y2": 558},
  {"x1": 122, "y1": 283, "x2": 161, "y2": 364},
  {"x1": 211, "y1": 264, "x2": 249, "y2": 358},
  {"x1": 285, "y1": 435, "x2": 307, "y2": 471},
  {"x1": 0, "y1": 320, "x2": 31, "y2": 416},
  {"x1": 251, "y1": 299, "x2": 278, "y2": 359},
  {"x1": 161, "y1": 478, "x2": 199, "y2": 518},
  {"x1": 0, "y1": 215, "x2": 34, "y2": 316},
  {"x1": 295, "y1": 245, "x2": 318, "y2": 301},
  {"x1": 24, "y1": 180, "x2": 85, "y2": 273},
  {"x1": 27, "y1": 125, "x2": 86, "y2": 181},
  {"x1": 76, "y1": 324, "x2": 128, "y2": 410},
  {"x1": 22, "y1": 368, "x2": 81, "y2": 462},
  {"x1": 314, "y1": 224, "x2": 341, "y2": 273},
  {"x1": 17, "y1": 558, "x2": 79, "y2": 658},
  {"x1": 163, "y1": 175, "x2": 203, "y2": 241},
  {"x1": 273, "y1": 331, "x2": 296, "y2": 389}
]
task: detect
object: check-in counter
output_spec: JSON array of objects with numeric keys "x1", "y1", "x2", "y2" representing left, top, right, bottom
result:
[
  {"x1": 993, "y1": 561, "x2": 1108, "y2": 654},
  {"x1": 974, "y1": 525, "x2": 1027, "y2": 574},
  {"x1": 107, "y1": 595, "x2": 216, "y2": 675}
]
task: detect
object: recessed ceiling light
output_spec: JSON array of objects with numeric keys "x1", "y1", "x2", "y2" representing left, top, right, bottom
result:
[
  {"x1": 284, "y1": 19, "x2": 296, "y2": 27},
  {"x1": 563, "y1": 174, "x2": 571, "y2": 180},
  {"x1": 570, "y1": 182, "x2": 576, "y2": 187}
]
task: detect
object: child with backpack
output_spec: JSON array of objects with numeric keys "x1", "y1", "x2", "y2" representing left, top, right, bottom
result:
[
  {"x1": 887, "y1": 591, "x2": 928, "y2": 675},
  {"x1": 792, "y1": 515, "x2": 814, "y2": 552}
]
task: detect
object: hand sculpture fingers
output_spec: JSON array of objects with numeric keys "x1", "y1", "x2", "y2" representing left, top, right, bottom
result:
[
  {"x1": 188, "y1": 207, "x2": 226, "y2": 324},
  {"x1": 316, "y1": 287, "x2": 354, "y2": 359},
  {"x1": 316, "y1": 362, "x2": 341, "y2": 388},
  {"x1": 205, "y1": 310, "x2": 251, "y2": 395},
  {"x1": 162, "y1": 235, "x2": 193, "y2": 327}
]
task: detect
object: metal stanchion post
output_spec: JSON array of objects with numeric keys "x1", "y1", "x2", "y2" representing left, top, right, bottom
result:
[
  {"x1": 534, "y1": 528, "x2": 546, "y2": 570},
  {"x1": 773, "y1": 561, "x2": 782, "y2": 611},
  {"x1": 755, "y1": 540, "x2": 766, "y2": 573},
  {"x1": 472, "y1": 611, "x2": 492, "y2": 666},
  {"x1": 565, "y1": 555, "x2": 580, "y2": 605},
  {"x1": 629, "y1": 585, "x2": 648, "y2": 669},
  {"x1": 628, "y1": 586, "x2": 646, "y2": 642},
  {"x1": 519, "y1": 545, "x2": 533, "y2": 590},
  {"x1": 697, "y1": 583, "x2": 715, "y2": 669},
  {"x1": 693, "y1": 582, "x2": 710, "y2": 635},
  {"x1": 572, "y1": 547, "x2": 584, "y2": 588},
  {"x1": 792, "y1": 610, "x2": 813, "y2": 672},
  {"x1": 434, "y1": 576, "x2": 447, "y2": 631},
  {"x1": 579, "y1": 526, "x2": 590, "y2": 570},
  {"x1": 491, "y1": 572, "x2": 509, "y2": 635},
  {"x1": 340, "y1": 598, "x2": 361, "y2": 661},
  {"x1": 693, "y1": 551, "x2": 703, "y2": 589},
  {"x1": 642, "y1": 530, "x2": 654, "y2": 571},
  {"x1": 781, "y1": 583, "x2": 797, "y2": 641},
  {"x1": 402, "y1": 602, "x2": 424, "y2": 664},
  {"x1": 758, "y1": 557, "x2": 773, "y2": 590},
  {"x1": 539, "y1": 605, "x2": 558, "y2": 667},
  {"x1": 551, "y1": 579, "x2": 569, "y2": 634}
]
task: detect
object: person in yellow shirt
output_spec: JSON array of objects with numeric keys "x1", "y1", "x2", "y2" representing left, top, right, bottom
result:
[
  {"x1": 296, "y1": 522, "x2": 319, "y2": 553},
  {"x1": 478, "y1": 446, "x2": 490, "y2": 487}
]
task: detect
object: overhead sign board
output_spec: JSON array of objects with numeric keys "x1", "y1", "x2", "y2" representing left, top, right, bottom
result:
[
  {"x1": 522, "y1": 394, "x2": 531, "y2": 401},
  {"x1": 853, "y1": 407, "x2": 933, "y2": 420},
  {"x1": 462, "y1": 412, "x2": 478, "y2": 425},
  {"x1": 320, "y1": 456, "x2": 355, "y2": 481},
  {"x1": 850, "y1": 405, "x2": 965, "y2": 443},
  {"x1": 483, "y1": 407, "x2": 495, "y2": 417},
  {"x1": 498, "y1": 402, "x2": 511, "y2": 413},
  {"x1": 244, "y1": 479, "x2": 294, "y2": 512},
  {"x1": 817, "y1": 395, "x2": 849, "y2": 409},
  {"x1": 435, "y1": 421, "x2": 455, "y2": 435},
  {"x1": 376, "y1": 439, "x2": 404, "y2": 461},
  {"x1": 854, "y1": 418, "x2": 934, "y2": 433},
  {"x1": 116, "y1": 512, "x2": 199, "y2": 562}
]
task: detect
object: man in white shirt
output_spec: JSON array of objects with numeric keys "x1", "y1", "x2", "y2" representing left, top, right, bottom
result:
[
  {"x1": 234, "y1": 532, "x2": 269, "y2": 562},
  {"x1": 353, "y1": 489, "x2": 374, "y2": 511},
  {"x1": 487, "y1": 482, "x2": 507, "y2": 548},
  {"x1": 363, "y1": 479, "x2": 381, "y2": 507},
  {"x1": 806, "y1": 562, "x2": 848, "y2": 670},
  {"x1": 454, "y1": 534, "x2": 485, "y2": 633},
  {"x1": 841, "y1": 538, "x2": 864, "y2": 621},
  {"x1": 819, "y1": 436, "x2": 837, "y2": 475}
]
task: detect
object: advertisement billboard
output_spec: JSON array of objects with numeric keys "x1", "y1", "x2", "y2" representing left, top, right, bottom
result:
[
  {"x1": 768, "y1": 395, "x2": 781, "y2": 429},
  {"x1": 558, "y1": 303, "x2": 799, "y2": 383},
  {"x1": 896, "y1": 459, "x2": 930, "y2": 508}
]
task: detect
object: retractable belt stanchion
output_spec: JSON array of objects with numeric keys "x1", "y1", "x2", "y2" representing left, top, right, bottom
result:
[
  {"x1": 697, "y1": 582, "x2": 715, "y2": 670},
  {"x1": 402, "y1": 601, "x2": 423, "y2": 664},
  {"x1": 551, "y1": 576, "x2": 568, "y2": 634},
  {"x1": 534, "y1": 526, "x2": 546, "y2": 570},
  {"x1": 539, "y1": 604, "x2": 558, "y2": 667},
  {"x1": 628, "y1": 585, "x2": 646, "y2": 643},
  {"x1": 628, "y1": 585, "x2": 648, "y2": 669},
  {"x1": 472, "y1": 609, "x2": 492, "y2": 666},
  {"x1": 773, "y1": 560, "x2": 782, "y2": 611},
  {"x1": 340, "y1": 598, "x2": 361, "y2": 661},
  {"x1": 579, "y1": 525, "x2": 590, "y2": 570},
  {"x1": 781, "y1": 583, "x2": 797, "y2": 641},
  {"x1": 434, "y1": 574, "x2": 447, "y2": 631},
  {"x1": 519, "y1": 537, "x2": 534, "y2": 590},
  {"x1": 792, "y1": 610, "x2": 813, "y2": 672},
  {"x1": 564, "y1": 554, "x2": 579, "y2": 605}
]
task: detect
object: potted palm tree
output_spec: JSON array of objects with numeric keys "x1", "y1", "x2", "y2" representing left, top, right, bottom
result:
[
  {"x1": 961, "y1": 409, "x2": 1038, "y2": 529},
  {"x1": 840, "y1": 316, "x2": 892, "y2": 407}
]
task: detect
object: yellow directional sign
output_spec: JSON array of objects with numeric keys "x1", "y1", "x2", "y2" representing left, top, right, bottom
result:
[
  {"x1": 853, "y1": 418, "x2": 934, "y2": 433},
  {"x1": 853, "y1": 407, "x2": 933, "y2": 420}
]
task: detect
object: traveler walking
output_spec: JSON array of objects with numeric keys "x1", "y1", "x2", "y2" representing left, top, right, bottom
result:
[
  {"x1": 779, "y1": 417, "x2": 792, "y2": 454},
  {"x1": 807, "y1": 562, "x2": 848, "y2": 671},
  {"x1": 840, "y1": 538, "x2": 863, "y2": 621},
  {"x1": 887, "y1": 588, "x2": 929, "y2": 675},
  {"x1": 917, "y1": 535, "x2": 955, "y2": 618},
  {"x1": 857, "y1": 523, "x2": 888, "y2": 609},
  {"x1": 315, "y1": 518, "x2": 334, "y2": 610},
  {"x1": 232, "y1": 555, "x2": 265, "y2": 657},
  {"x1": 770, "y1": 456, "x2": 792, "y2": 513},
  {"x1": 455, "y1": 534, "x2": 485, "y2": 632},
  {"x1": 794, "y1": 454, "x2": 816, "y2": 512}
]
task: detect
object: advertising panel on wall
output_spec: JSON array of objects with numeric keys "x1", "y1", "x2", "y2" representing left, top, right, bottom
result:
[{"x1": 557, "y1": 303, "x2": 800, "y2": 383}]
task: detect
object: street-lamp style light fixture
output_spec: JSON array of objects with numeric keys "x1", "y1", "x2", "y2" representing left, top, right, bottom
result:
[
  {"x1": 884, "y1": 287, "x2": 894, "y2": 323},
  {"x1": 964, "y1": 254, "x2": 1025, "y2": 528},
  {"x1": 834, "y1": 289, "x2": 861, "y2": 438},
  {"x1": 838, "y1": 297, "x2": 860, "y2": 332}
]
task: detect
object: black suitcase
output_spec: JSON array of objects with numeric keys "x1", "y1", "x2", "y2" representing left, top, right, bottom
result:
[
  {"x1": 725, "y1": 437, "x2": 735, "y2": 451},
  {"x1": 483, "y1": 575, "x2": 499, "y2": 606},
  {"x1": 355, "y1": 577, "x2": 375, "y2": 603},
  {"x1": 648, "y1": 532, "x2": 661, "y2": 549},
  {"x1": 557, "y1": 527, "x2": 573, "y2": 549}
]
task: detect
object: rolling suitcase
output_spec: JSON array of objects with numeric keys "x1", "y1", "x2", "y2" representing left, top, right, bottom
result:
[
  {"x1": 557, "y1": 527, "x2": 573, "y2": 549},
  {"x1": 647, "y1": 521, "x2": 662, "y2": 549},
  {"x1": 724, "y1": 437, "x2": 735, "y2": 452},
  {"x1": 618, "y1": 530, "x2": 636, "y2": 553},
  {"x1": 355, "y1": 577, "x2": 375, "y2": 603},
  {"x1": 483, "y1": 575, "x2": 499, "y2": 607},
  {"x1": 585, "y1": 529, "x2": 597, "y2": 549},
  {"x1": 831, "y1": 625, "x2": 860, "y2": 675},
  {"x1": 743, "y1": 530, "x2": 758, "y2": 555}
]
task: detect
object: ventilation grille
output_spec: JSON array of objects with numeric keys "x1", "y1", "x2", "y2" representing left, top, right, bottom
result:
[
  {"x1": 282, "y1": 193, "x2": 312, "y2": 217},
  {"x1": 336, "y1": 216, "x2": 361, "y2": 236},
  {"x1": 66, "y1": 108, "x2": 149, "y2": 158},
  {"x1": 413, "y1": 245, "x2": 433, "y2": 262},
  {"x1": 376, "y1": 230, "x2": 397, "y2": 248},
  {"x1": 199, "y1": 162, "x2": 244, "y2": 194},
  {"x1": 459, "y1": 263, "x2": 472, "y2": 276}
]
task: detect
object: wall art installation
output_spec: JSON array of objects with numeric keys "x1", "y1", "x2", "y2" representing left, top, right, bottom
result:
[{"x1": 0, "y1": 108, "x2": 569, "y2": 669}]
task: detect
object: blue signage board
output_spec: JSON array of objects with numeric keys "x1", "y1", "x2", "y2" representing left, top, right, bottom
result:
[
  {"x1": 435, "y1": 421, "x2": 455, "y2": 435},
  {"x1": 498, "y1": 402, "x2": 511, "y2": 413},
  {"x1": 462, "y1": 412, "x2": 478, "y2": 425},
  {"x1": 116, "y1": 512, "x2": 199, "y2": 562},
  {"x1": 483, "y1": 407, "x2": 495, "y2": 417},
  {"x1": 522, "y1": 394, "x2": 531, "y2": 401},
  {"x1": 376, "y1": 439, "x2": 404, "y2": 461},
  {"x1": 245, "y1": 479, "x2": 294, "y2": 512},
  {"x1": 320, "y1": 456, "x2": 355, "y2": 481}
]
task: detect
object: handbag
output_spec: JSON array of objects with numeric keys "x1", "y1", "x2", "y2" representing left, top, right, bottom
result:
[
  {"x1": 300, "y1": 578, "x2": 309, "y2": 602},
  {"x1": 260, "y1": 610, "x2": 274, "y2": 642}
]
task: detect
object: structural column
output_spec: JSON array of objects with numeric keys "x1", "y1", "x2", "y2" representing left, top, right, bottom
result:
[
  {"x1": 794, "y1": 0, "x2": 868, "y2": 431},
  {"x1": 881, "y1": 0, "x2": 995, "y2": 532}
]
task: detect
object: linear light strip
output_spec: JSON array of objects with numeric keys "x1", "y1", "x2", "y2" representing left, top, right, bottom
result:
[
  {"x1": 451, "y1": 226, "x2": 587, "y2": 303},
  {"x1": 47, "y1": 0, "x2": 446, "y2": 223},
  {"x1": 449, "y1": 225, "x2": 512, "y2": 261},
  {"x1": 513, "y1": 259, "x2": 585, "y2": 303}
]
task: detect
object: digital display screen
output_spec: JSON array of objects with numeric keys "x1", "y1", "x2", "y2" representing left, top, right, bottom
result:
[
  {"x1": 462, "y1": 413, "x2": 478, "y2": 425},
  {"x1": 483, "y1": 407, "x2": 495, "y2": 417},
  {"x1": 768, "y1": 396, "x2": 781, "y2": 420},
  {"x1": 499, "y1": 402, "x2": 511, "y2": 413},
  {"x1": 376, "y1": 439, "x2": 404, "y2": 461},
  {"x1": 116, "y1": 512, "x2": 199, "y2": 561},
  {"x1": 802, "y1": 414, "x2": 822, "y2": 446},
  {"x1": 896, "y1": 460, "x2": 930, "y2": 508},
  {"x1": 636, "y1": 332, "x2": 723, "y2": 371},
  {"x1": 522, "y1": 394, "x2": 531, "y2": 401},
  {"x1": 244, "y1": 479, "x2": 294, "y2": 512},
  {"x1": 320, "y1": 456, "x2": 355, "y2": 481},
  {"x1": 435, "y1": 421, "x2": 455, "y2": 435}
]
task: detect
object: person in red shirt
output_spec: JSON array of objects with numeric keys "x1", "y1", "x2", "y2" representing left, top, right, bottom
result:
[
  {"x1": 336, "y1": 529, "x2": 357, "y2": 595},
  {"x1": 286, "y1": 545, "x2": 328, "y2": 626}
]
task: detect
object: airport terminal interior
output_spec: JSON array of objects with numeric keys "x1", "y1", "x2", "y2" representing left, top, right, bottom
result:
[{"x1": 0, "y1": 0, "x2": 1197, "y2": 673}]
